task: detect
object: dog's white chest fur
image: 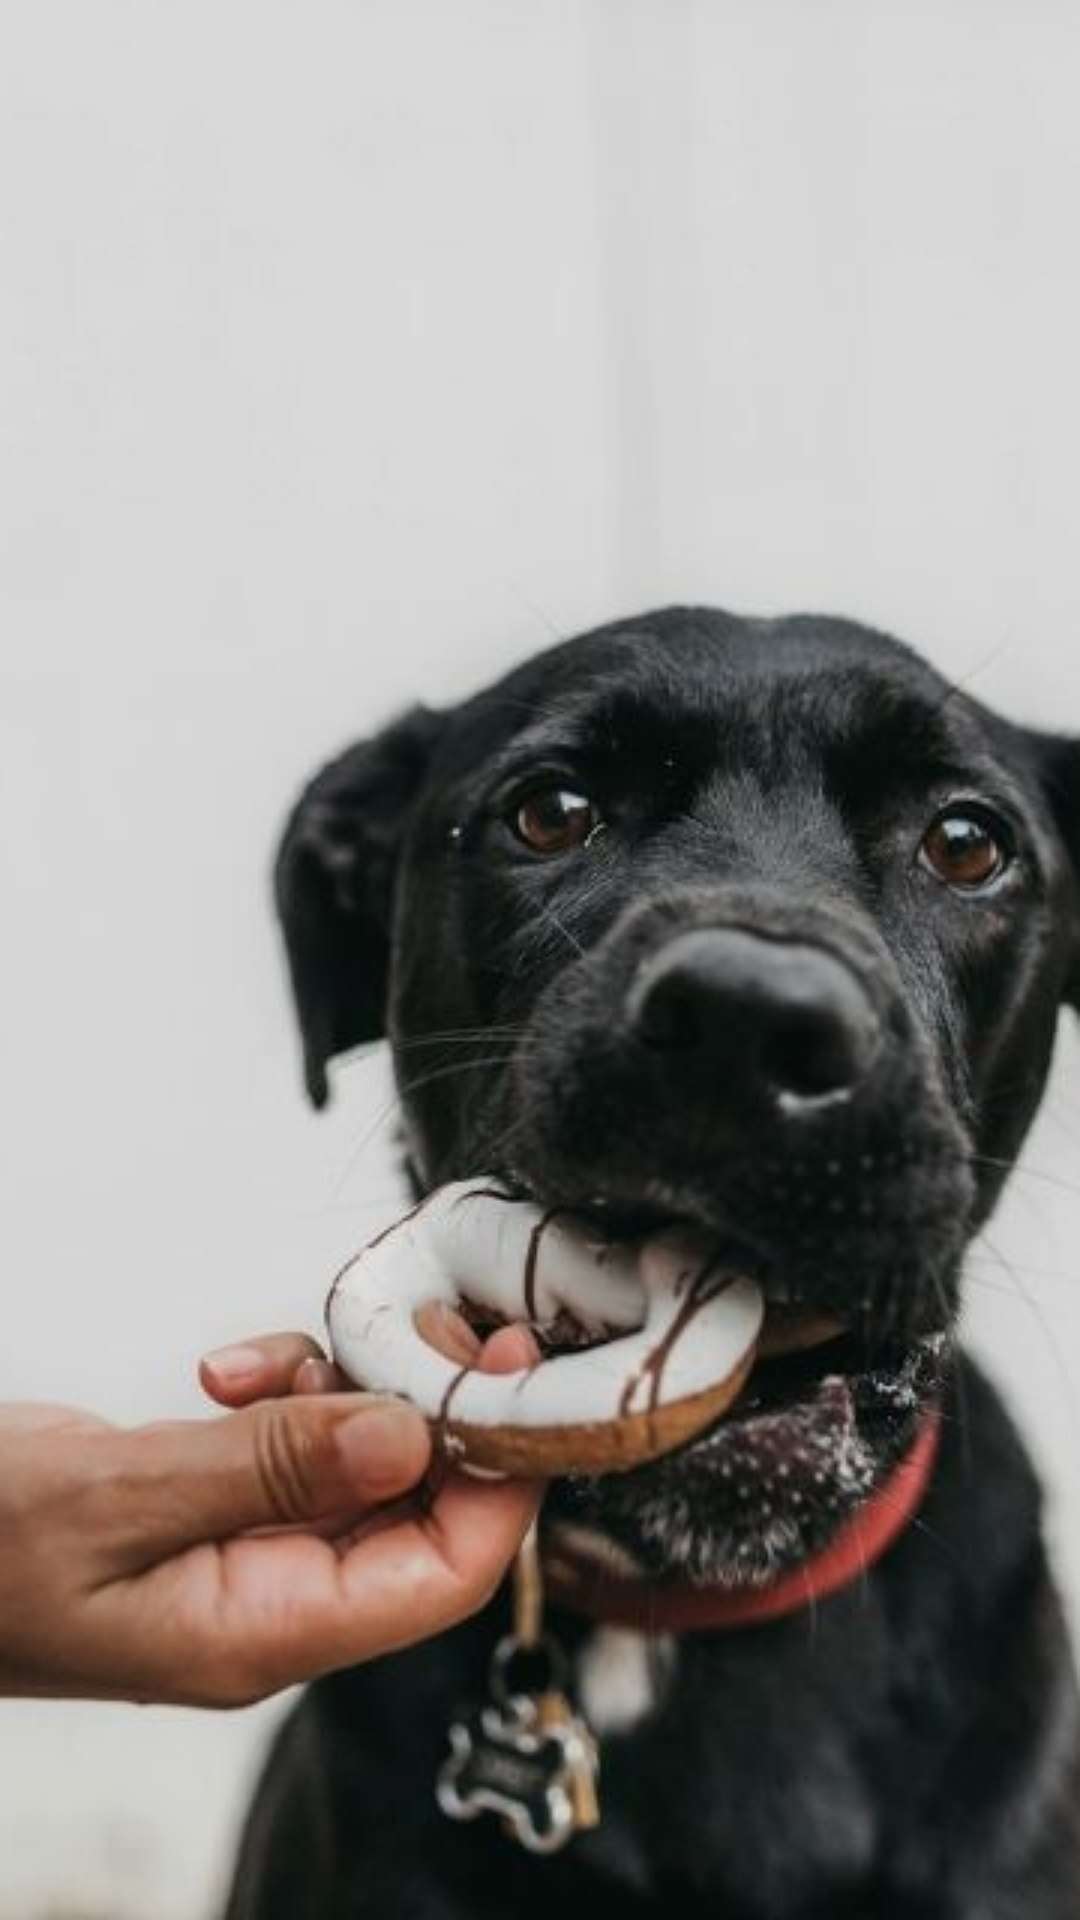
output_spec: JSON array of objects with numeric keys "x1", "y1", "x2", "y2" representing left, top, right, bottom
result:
[{"x1": 576, "y1": 1625, "x2": 677, "y2": 1736}]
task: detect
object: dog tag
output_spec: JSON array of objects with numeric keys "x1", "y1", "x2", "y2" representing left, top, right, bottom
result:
[
  {"x1": 437, "y1": 1693, "x2": 581, "y2": 1853},
  {"x1": 437, "y1": 1530, "x2": 601, "y2": 1853}
]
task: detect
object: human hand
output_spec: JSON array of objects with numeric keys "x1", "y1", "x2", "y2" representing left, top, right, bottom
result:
[{"x1": 0, "y1": 1317, "x2": 539, "y2": 1707}]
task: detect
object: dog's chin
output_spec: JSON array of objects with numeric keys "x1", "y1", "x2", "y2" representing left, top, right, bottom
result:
[{"x1": 543, "y1": 1331, "x2": 950, "y2": 1588}]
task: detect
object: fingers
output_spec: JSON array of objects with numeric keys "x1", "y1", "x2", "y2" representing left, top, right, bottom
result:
[
  {"x1": 6, "y1": 1295, "x2": 546, "y2": 1705},
  {"x1": 0, "y1": 1404, "x2": 111, "y2": 1438},
  {"x1": 317, "y1": 1473, "x2": 541, "y2": 1674},
  {"x1": 478, "y1": 1323, "x2": 540, "y2": 1372},
  {"x1": 201, "y1": 1312, "x2": 543, "y2": 1407},
  {"x1": 0, "y1": 1386, "x2": 537, "y2": 1705},
  {"x1": 413, "y1": 1305, "x2": 542, "y2": 1375},
  {"x1": 199, "y1": 1332, "x2": 328, "y2": 1407},
  {"x1": 94, "y1": 1393, "x2": 433, "y2": 1572},
  {"x1": 46, "y1": 1312, "x2": 547, "y2": 1705},
  {"x1": 183, "y1": 1468, "x2": 541, "y2": 1703}
]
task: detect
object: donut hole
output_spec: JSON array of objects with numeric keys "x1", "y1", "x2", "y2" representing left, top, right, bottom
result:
[
  {"x1": 456, "y1": 1296, "x2": 515, "y2": 1343},
  {"x1": 412, "y1": 1299, "x2": 550, "y2": 1379},
  {"x1": 452, "y1": 1297, "x2": 608, "y2": 1355},
  {"x1": 532, "y1": 1308, "x2": 626, "y2": 1357},
  {"x1": 412, "y1": 1295, "x2": 630, "y2": 1368}
]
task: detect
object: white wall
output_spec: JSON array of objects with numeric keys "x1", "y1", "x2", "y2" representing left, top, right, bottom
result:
[{"x1": 1, "y1": 3, "x2": 1078, "y2": 1913}]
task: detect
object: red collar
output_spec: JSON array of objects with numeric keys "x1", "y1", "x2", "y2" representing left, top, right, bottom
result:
[{"x1": 543, "y1": 1407, "x2": 942, "y2": 1634}]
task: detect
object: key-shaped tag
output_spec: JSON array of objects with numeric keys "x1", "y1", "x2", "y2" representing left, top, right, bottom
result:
[{"x1": 437, "y1": 1694, "x2": 580, "y2": 1854}]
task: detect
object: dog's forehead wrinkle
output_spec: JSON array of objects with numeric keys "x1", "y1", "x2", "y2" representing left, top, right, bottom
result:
[
  {"x1": 432, "y1": 610, "x2": 987, "y2": 804},
  {"x1": 443, "y1": 696, "x2": 1032, "y2": 877}
]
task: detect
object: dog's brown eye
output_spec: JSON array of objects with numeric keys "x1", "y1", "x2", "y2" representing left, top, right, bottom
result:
[
  {"x1": 513, "y1": 788, "x2": 600, "y2": 855},
  {"x1": 920, "y1": 811, "x2": 1009, "y2": 891}
]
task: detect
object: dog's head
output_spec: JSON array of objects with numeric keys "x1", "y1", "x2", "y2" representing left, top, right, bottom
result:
[{"x1": 277, "y1": 609, "x2": 1080, "y2": 1582}]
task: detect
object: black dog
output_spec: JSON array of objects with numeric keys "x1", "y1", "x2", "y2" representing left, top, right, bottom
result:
[{"x1": 227, "y1": 608, "x2": 1080, "y2": 1918}]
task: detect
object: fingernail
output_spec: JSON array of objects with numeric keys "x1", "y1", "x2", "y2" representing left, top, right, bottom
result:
[
  {"x1": 294, "y1": 1357, "x2": 337, "y2": 1395},
  {"x1": 203, "y1": 1343, "x2": 264, "y2": 1383},
  {"x1": 336, "y1": 1399, "x2": 425, "y2": 1484}
]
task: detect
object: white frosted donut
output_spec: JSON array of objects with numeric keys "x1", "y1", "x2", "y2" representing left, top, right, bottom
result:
[{"x1": 326, "y1": 1181, "x2": 764, "y2": 1476}]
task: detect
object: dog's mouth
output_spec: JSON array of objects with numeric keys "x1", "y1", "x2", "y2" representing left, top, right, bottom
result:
[
  {"x1": 545, "y1": 1291, "x2": 945, "y2": 1585},
  {"x1": 452, "y1": 1188, "x2": 943, "y2": 1469},
  {"x1": 451, "y1": 1180, "x2": 950, "y2": 1582},
  {"x1": 458, "y1": 1282, "x2": 854, "y2": 1410},
  {"x1": 457, "y1": 1287, "x2": 935, "y2": 1460}
]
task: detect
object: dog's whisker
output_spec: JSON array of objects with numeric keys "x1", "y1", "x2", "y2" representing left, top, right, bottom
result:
[
  {"x1": 966, "y1": 1252, "x2": 1077, "y2": 1284},
  {"x1": 963, "y1": 1271, "x2": 1053, "y2": 1298},
  {"x1": 977, "y1": 1235, "x2": 1080, "y2": 1439},
  {"x1": 391, "y1": 1025, "x2": 530, "y2": 1051},
  {"x1": 394, "y1": 1055, "x2": 534, "y2": 1094},
  {"x1": 1030, "y1": 1096, "x2": 1080, "y2": 1152},
  {"x1": 329, "y1": 1054, "x2": 541, "y2": 1201},
  {"x1": 465, "y1": 1108, "x2": 541, "y2": 1180},
  {"x1": 533, "y1": 900, "x2": 588, "y2": 960},
  {"x1": 927, "y1": 1268, "x2": 973, "y2": 1471},
  {"x1": 328, "y1": 1095, "x2": 419, "y2": 1202},
  {"x1": 929, "y1": 639, "x2": 1015, "y2": 719},
  {"x1": 867, "y1": 1481, "x2": 966, "y2": 1571},
  {"x1": 463, "y1": 1122, "x2": 534, "y2": 1178},
  {"x1": 959, "y1": 1152, "x2": 1080, "y2": 1203}
]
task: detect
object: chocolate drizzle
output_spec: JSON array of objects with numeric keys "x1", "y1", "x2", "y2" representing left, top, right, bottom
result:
[
  {"x1": 450, "y1": 1185, "x2": 517, "y2": 1210},
  {"x1": 523, "y1": 1208, "x2": 564, "y2": 1323},
  {"x1": 618, "y1": 1261, "x2": 738, "y2": 1417},
  {"x1": 438, "y1": 1365, "x2": 470, "y2": 1426},
  {"x1": 324, "y1": 1258, "x2": 352, "y2": 1324},
  {"x1": 328, "y1": 1194, "x2": 439, "y2": 1334},
  {"x1": 364, "y1": 1191, "x2": 434, "y2": 1252}
]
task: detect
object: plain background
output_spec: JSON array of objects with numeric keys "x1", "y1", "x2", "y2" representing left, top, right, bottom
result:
[{"x1": 1, "y1": 3, "x2": 1078, "y2": 1914}]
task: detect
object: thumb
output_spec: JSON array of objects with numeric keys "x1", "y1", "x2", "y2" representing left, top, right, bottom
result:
[{"x1": 94, "y1": 1394, "x2": 432, "y2": 1573}]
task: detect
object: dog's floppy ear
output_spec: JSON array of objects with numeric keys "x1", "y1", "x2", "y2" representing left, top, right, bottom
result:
[
  {"x1": 275, "y1": 705, "x2": 444, "y2": 1106},
  {"x1": 1037, "y1": 732, "x2": 1080, "y2": 1008}
]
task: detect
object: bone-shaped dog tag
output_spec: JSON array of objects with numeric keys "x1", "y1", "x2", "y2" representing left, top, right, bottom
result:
[
  {"x1": 437, "y1": 1695, "x2": 579, "y2": 1854},
  {"x1": 437, "y1": 1541, "x2": 601, "y2": 1854}
]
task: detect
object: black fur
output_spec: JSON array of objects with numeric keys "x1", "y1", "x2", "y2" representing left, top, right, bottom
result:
[{"x1": 233, "y1": 608, "x2": 1080, "y2": 1916}]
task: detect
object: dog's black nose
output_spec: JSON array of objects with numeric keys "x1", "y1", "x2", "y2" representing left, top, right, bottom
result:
[{"x1": 629, "y1": 928, "x2": 881, "y2": 1107}]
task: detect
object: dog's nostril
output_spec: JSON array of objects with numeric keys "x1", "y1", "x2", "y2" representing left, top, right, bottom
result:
[
  {"x1": 630, "y1": 928, "x2": 882, "y2": 1110},
  {"x1": 760, "y1": 1004, "x2": 874, "y2": 1103},
  {"x1": 637, "y1": 973, "x2": 706, "y2": 1051}
]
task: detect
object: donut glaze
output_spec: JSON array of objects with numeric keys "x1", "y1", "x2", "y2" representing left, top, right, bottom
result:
[{"x1": 327, "y1": 1182, "x2": 764, "y2": 1476}]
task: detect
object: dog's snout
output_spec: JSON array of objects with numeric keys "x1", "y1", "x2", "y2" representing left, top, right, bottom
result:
[{"x1": 629, "y1": 928, "x2": 882, "y2": 1108}]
